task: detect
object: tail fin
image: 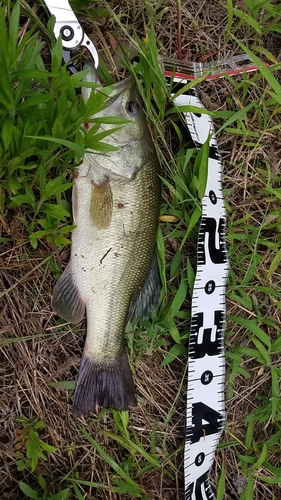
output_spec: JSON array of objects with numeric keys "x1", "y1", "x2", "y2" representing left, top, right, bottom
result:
[{"x1": 72, "y1": 350, "x2": 137, "y2": 417}]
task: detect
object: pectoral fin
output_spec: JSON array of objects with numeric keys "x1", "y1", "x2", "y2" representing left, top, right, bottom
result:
[
  {"x1": 128, "y1": 252, "x2": 161, "y2": 323},
  {"x1": 90, "y1": 181, "x2": 113, "y2": 230},
  {"x1": 51, "y1": 262, "x2": 85, "y2": 324}
]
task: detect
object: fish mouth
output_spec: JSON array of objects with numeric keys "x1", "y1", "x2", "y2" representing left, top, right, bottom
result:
[
  {"x1": 84, "y1": 61, "x2": 134, "y2": 95},
  {"x1": 104, "y1": 76, "x2": 135, "y2": 105},
  {"x1": 110, "y1": 75, "x2": 134, "y2": 91}
]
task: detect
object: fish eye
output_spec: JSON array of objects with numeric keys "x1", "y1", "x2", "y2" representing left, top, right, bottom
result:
[{"x1": 126, "y1": 100, "x2": 139, "y2": 115}]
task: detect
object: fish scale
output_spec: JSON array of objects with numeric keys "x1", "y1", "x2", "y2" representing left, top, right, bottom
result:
[
  {"x1": 73, "y1": 157, "x2": 159, "y2": 355},
  {"x1": 52, "y1": 69, "x2": 160, "y2": 415}
]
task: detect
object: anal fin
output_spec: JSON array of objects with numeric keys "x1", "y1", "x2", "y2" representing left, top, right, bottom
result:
[
  {"x1": 128, "y1": 251, "x2": 161, "y2": 324},
  {"x1": 51, "y1": 262, "x2": 85, "y2": 324}
]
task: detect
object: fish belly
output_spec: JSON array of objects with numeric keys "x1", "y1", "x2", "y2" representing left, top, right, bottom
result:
[{"x1": 68, "y1": 158, "x2": 159, "y2": 415}]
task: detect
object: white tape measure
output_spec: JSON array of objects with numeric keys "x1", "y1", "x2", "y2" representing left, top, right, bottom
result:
[{"x1": 165, "y1": 75, "x2": 229, "y2": 499}]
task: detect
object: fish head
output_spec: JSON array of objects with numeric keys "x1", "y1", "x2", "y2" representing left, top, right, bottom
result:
[{"x1": 82, "y1": 63, "x2": 156, "y2": 182}]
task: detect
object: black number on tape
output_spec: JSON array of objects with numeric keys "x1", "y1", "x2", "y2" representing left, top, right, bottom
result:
[
  {"x1": 185, "y1": 471, "x2": 216, "y2": 500},
  {"x1": 198, "y1": 217, "x2": 227, "y2": 265},
  {"x1": 187, "y1": 402, "x2": 224, "y2": 444},
  {"x1": 189, "y1": 311, "x2": 224, "y2": 359}
]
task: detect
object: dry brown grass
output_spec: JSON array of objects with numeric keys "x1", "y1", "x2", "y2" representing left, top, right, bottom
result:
[
  {"x1": 1, "y1": 1, "x2": 281, "y2": 499},
  {"x1": 0, "y1": 240, "x2": 186, "y2": 498}
]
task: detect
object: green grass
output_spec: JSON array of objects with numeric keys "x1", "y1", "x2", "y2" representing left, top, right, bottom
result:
[
  {"x1": 0, "y1": 1, "x2": 127, "y2": 248},
  {"x1": 1, "y1": 0, "x2": 281, "y2": 499}
]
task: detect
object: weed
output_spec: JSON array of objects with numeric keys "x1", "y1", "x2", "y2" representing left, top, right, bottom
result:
[
  {"x1": 14, "y1": 417, "x2": 71, "y2": 499},
  {"x1": 15, "y1": 416, "x2": 57, "y2": 472},
  {"x1": 19, "y1": 478, "x2": 70, "y2": 500},
  {"x1": 0, "y1": 1, "x2": 128, "y2": 249}
]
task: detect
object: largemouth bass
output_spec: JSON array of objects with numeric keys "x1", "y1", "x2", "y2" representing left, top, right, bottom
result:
[{"x1": 52, "y1": 64, "x2": 161, "y2": 416}]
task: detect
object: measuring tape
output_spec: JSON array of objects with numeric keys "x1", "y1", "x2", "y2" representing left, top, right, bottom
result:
[
  {"x1": 164, "y1": 74, "x2": 229, "y2": 499},
  {"x1": 163, "y1": 55, "x2": 263, "y2": 498}
]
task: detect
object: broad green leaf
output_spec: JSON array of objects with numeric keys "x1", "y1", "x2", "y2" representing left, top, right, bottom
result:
[
  {"x1": 188, "y1": 206, "x2": 201, "y2": 234},
  {"x1": 186, "y1": 258, "x2": 195, "y2": 293},
  {"x1": 53, "y1": 234, "x2": 71, "y2": 246},
  {"x1": 78, "y1": 426, "x2": 141, "y2": 489},
  {"x1": 167, "y1": 318, "x2": 181, "y2": 343},
  {"x1": 271, "y1": 336, "x2": 281, "y2": 354},
  {"x1": 236, "y1": 346, "x2": 266, "y2": 365},
  {"x1": 51, "y1": 37, "x2": 63, "y2": 75},
  {"x1": 57, "y1": 225, "x2": 76, "y2": 234},
  {"x1": 245, "y1": 420, "x2": 254, "y2": 449},
  {"x1": 34, "y1": 421, "x2": 46, "y2": 430},
  {"x1": 170, "y1": 251, "x2": 181, "y2": 279},
  {"x1": 217, "y1": 460, "x2": 225, "y2": 500},
  {"x1": 233, "y1": 8, "x2": 262, "y2": 34},
  {"x1": 9, "y1": 1, "x2": 20, "y2": 57},
  {"x1": 51, "y1": 489, "x2": 71, "y2": 500},
  {"x1": 16, "y1": 459, "x2": 26, "y2": 471},
  {"x1": 233, "y1": 36, "x2": 281, "y2": 99},
  {"x1": 230, "y1": 316, "x2": 271, "y2": 348},
  {"x1": 37, "y1": 475, "x2": 46, "y2": 490},
  {"x1": 48, "y1": 380, "x2": 75, "y2": 390},
  {"x1": 43, "y1": 178, "x2": 73, "y2": 198},
  {"x1": 236, "y1": 452, "x2": 256, "y2": 464},
  {"x1": 197, "y1": 136, "x2": 211, "y2": 199},
  {"x1": 248, "y1": 334, "x2": 270, "y2": 364},
  {"x1": 161, "y1": 343, "x2": 186, "y2": 365},
  {"x1": 267, "y1": 247, "x2": 281, "y2": 278},
  {"x1": 244, "y1": 472, "x2": 254, "y2": 500},
  {"x1": 18, "y1": 482, "x2": 39, "y2": 499},
  {"x1": 85, "y1": 141, "x2": 119, "y2": 153},
  {"x1": 251, "y1": 443, "x2": 269, "y2": 470},
  {"x1": 43, "y1": 203, "x2": 71, "y2": 220},
  {"x1": 250, "y1": 45, "x2": 277, "y2": 64},
  {"x1": 29, "y1": 229, "x2": 53, "y2": 238},
  {"x1": 224, "y1": 0, "x2": 233, "y2": 38},
  {"x1": 216, "y1": 100, "x2": 257, "y2": 134},
  {"x1": 165, "y1": 105, "x2": 212, "y2": 116},
  {"x1": 2, "y1": 119, "x2": 13, "y2": 149},
  {"x1": 90, "y1": 116, "x2": 132, "y2": 124},
  {"x1": 167, "y1": 275, "x2": 187, "y2": 320},
  {"x1": 156, "y1": 225, "x2": 167, "y2": 293},
  {"x1": 14, "y1": 69, "x2": 57, "y2": 79},
  {"x1": 90, "y1": 127, "x2": 122, "y2": 142},
  {"x1": 9, "y1": 195, "x2": 35, "y2": 207},
  {"x1": 40, "y1": 441, "x2": 57, "y2": 452},
  {"x1": 25, "y1": 136, "x2": 84, "y2": 157},
  {"x1": 70, "y1": 477, "x2": 113, "y2": 491}
]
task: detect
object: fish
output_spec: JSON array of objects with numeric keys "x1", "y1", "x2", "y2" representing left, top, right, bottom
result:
[{"x1": 51, "y1": 63, "x2": 161, "y2": 416}]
